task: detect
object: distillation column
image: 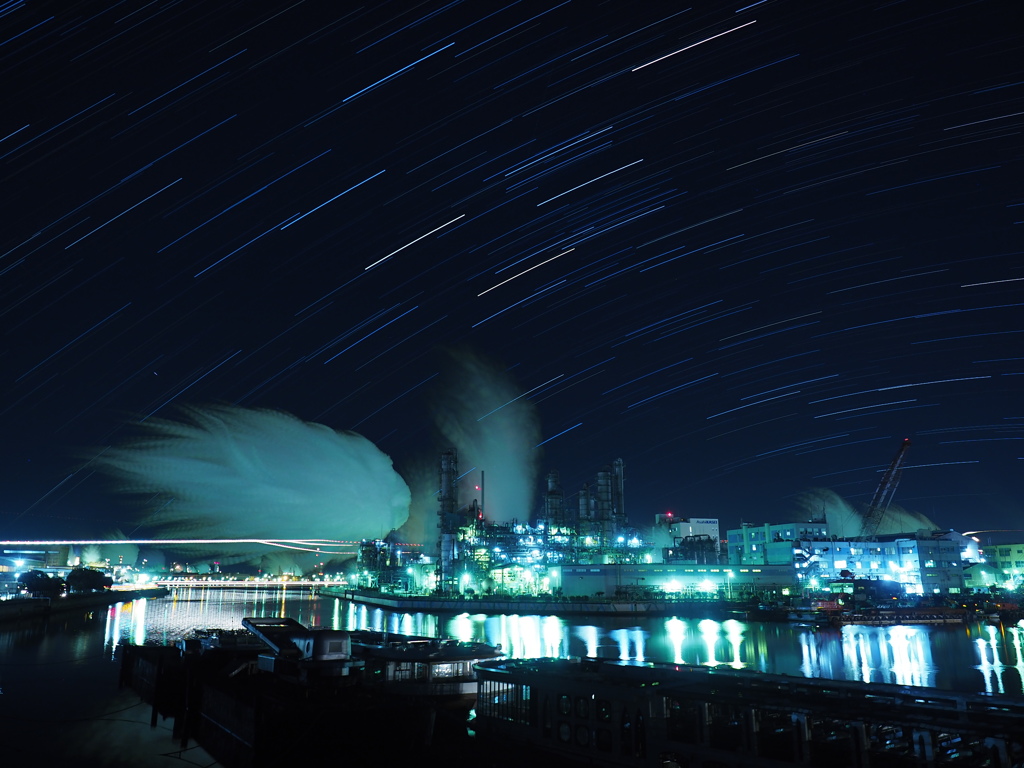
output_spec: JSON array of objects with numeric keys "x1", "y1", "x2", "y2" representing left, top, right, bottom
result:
[{"x1": 436, "y1": 449, "x2": 459, "y2": 594}]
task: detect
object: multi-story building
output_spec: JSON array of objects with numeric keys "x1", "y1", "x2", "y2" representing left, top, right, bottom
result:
[
  {"x1": 965, "y1": 541, "x2": 1024, "y2": 591},
  {"x1": 658, "y1": 513, "x2": 721, "y2": 564},
  {"x1": 727, "y1": 523, "x2": 970, "y2": 595},
  {"x1": 727, "y1": 520, "x2": 830, "y2": 567}
]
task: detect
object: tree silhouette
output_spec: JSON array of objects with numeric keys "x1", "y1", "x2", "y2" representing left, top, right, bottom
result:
[
  {"x1": 65, "y1": 567, "x2": 113, "y2": 593},
  {"x1": 20, "y1": 570, "x2": 66, "y2": 597}
]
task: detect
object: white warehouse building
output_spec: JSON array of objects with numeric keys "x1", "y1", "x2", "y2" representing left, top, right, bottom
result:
[{"x1": 727, "y1": 522, "x2": 975, "y2": 595}]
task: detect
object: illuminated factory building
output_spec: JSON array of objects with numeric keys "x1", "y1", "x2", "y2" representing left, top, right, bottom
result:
[
  {"x1": 728, "y1": 521, "x2": 978, "y2": 595},
  {"x1": 354, "y1": 445, "x2": 997, "y2": 601},
  {"x1": 430, "y1": 451, "x2": 651, "y2": 596},
  {"x1": 357, "y1": 451, "x2": 668, "y2": 597}
]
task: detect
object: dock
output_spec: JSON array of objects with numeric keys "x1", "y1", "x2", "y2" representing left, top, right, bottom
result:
[{"x1": 474, "y1": 657, "x2": 1024, "y2": 768}]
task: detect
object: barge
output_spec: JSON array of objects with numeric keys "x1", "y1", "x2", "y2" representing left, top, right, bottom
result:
[{"x1": 120, "y1": 617, "x2": 504, "y2": 767}]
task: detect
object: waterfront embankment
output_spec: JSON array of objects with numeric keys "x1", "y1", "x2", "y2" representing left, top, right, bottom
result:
[
  {"x1": 322, "y1": 586, "x2": 740, "y2": 617},
  {"x1": 0, "y1": 586, "x2": 169, "y2": 623}
]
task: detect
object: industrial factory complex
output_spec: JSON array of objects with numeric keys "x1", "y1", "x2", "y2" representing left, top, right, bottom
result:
[
  {"x1": 4, "y1": 442, "x2": 1021, "y2": 605},
  {"x1": 352, "y1": 446, "x2": 1018, "y2": 605}
]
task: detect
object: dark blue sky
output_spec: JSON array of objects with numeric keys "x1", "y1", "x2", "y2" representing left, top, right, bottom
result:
[{"x1": 2, "y1": 1, "x2": 1022, "y2": 543}]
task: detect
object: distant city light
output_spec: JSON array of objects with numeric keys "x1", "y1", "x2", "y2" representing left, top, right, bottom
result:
[{"x1": 0, "y1": 538, "x2": 420, "y2": 555}]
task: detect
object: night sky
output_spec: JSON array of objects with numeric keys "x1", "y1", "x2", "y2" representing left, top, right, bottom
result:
[{"x1": 3, "y1": 0, "x2": 1022, "y2": 545}]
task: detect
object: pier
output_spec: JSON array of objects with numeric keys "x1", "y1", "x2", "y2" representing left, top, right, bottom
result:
[{"x1": 474, "y1": 657, "x2": 1024, "y2": 768}]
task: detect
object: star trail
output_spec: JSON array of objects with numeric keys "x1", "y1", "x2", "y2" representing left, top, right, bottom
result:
[{"x1": 2, "y1": 0, "x2": 1021, "y2": 541}]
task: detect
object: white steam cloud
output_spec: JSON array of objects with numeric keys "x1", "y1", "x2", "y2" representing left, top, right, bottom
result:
[
  {"x1": 793, "y1": 487, "x2": 936, "y2": 538},
  {"x1": 95, "y1": 406, "x2": 411, "y2": 558},
  {"x1": 429, "y1": 349, "x2": 542, "y2": 523}
]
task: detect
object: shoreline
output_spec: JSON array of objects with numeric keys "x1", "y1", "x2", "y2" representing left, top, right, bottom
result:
[
  {"x1": 321, "y1": 586, "x2": 744, "y2": 618},
  {"x1": 0, "y1": 586, "x2": 170, "y2": 623}
]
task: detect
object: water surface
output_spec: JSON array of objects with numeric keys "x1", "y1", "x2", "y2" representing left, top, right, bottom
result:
[{"x1": 2, "y1": 588, "x2": 1022, "y2": 766}]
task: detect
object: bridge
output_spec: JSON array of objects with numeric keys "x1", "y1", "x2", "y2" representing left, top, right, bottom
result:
[{"x1": 0, "y1": 538, "x2": 390, "y2": 555}]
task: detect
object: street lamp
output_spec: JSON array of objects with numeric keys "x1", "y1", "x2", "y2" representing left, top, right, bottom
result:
[{"x1": 727, "y1": 570, "x2": 734, "y2": 599}]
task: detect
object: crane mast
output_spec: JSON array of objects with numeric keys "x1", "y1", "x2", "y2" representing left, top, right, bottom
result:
[{"x1": 857, "y1": 438, "x2": 911, "y2": 541}]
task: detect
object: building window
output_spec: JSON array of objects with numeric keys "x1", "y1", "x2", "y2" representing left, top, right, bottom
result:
[
  {"x1": 479, "y1": 679, "x2": 532, "y2": 724},
  {"x1": 576, "y1": 724, "x2": 590, "y2": 746},
  {"x1": 575, "y1": 696, "x2": 589, "y2": 719},
  {"x1": 431, "y1": 662, "x2": 460, "y2": 678}
]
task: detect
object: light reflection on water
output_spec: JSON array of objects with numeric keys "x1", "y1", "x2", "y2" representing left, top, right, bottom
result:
[
  {"x1": 835, "y1": 625, "x2": 936, "y2": 687},
  {"x1": 974, "y1": 621, "x2": 1024, "y2": 695},
  {"x1": 96, "y1": 589, "x2": 1024, "y2": 695}
]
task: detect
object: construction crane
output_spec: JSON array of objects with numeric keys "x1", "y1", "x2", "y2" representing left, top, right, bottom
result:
[{"x1": 856, "y1": 438, "x2": 911, "y2": 541}]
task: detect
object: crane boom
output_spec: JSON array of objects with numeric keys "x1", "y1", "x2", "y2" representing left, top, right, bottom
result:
[{"x1": 857, "y1": 438, "x2": 911, "y2": 540}]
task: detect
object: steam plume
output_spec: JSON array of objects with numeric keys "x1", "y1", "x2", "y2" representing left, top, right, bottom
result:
[
  {"x1": 429, "y1": 349, "x2": 542, "y2": 522},
  {"x1": 95, "y1": 405, "x2": 411, "y2": 561},
  {"x1": 793, "y1": 487, "x2": 936, "y2": 538}
]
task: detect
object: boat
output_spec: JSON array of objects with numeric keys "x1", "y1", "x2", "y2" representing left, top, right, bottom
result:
[
  {"x1": 121, "y1": 618, "x2": 505, "y2": 766},
  {"x1": 346, "y1": 628, "x2": 505, "y2": 709},
  {"x1": 787, "y1": 601, "x2": 974, "y2": 628},
  {"x1": 832, "y1": 607, "x2": 970, "y2": 626},
  {"x1": 238, "y1": 617, "x2": 504, "y2": 710}
]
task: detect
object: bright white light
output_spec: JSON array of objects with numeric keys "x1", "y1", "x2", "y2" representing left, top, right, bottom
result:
[
  {"x1": 0, "y1": 538, "x2": 379, "y2": 555},
  {"x1": 698, "y1": 579, "x2": 716, "y2": 593}
]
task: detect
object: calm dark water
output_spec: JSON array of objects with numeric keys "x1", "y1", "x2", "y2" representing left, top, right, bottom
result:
[{"x1": 2, "y1": 587, "x2": 1023, "y2": 765}]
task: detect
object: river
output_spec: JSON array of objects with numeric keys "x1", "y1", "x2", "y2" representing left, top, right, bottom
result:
[{"x1": 1, "y1": 587, "x2": 1022, "y2": 766}]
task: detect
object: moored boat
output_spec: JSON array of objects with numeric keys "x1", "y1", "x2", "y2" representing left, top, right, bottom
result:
[{"x1": 347, "y1": 628, "x2": 505, "y2": 709}]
